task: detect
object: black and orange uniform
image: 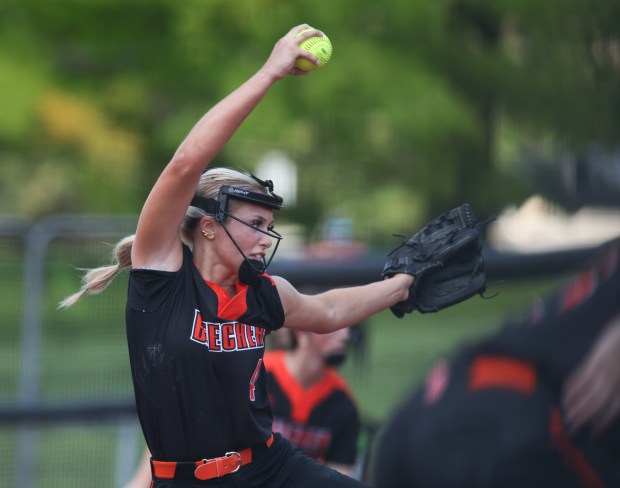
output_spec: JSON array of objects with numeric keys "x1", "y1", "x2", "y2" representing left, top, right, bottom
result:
[
  {"x1": 373, "y1": 241, "x2": 620, "y2": 488},
  {"x1": 126, "y1": 245, "x2": 365, "y2": 487},
  {"x1": 264, "y1": 350, "x2": 360, "y2": 466}
]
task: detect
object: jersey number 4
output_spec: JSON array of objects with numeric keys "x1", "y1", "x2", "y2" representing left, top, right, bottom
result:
[{"x1": 249, "y1": 358, "x2": 263, "y2": 402}]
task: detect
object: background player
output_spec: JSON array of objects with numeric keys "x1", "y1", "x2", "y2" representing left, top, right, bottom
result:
[
  {"x1": 372, "y1": 238, "x2": 620, "y2": 488},
  {"x1": 265, "y1": 327, "x2": 361, "y2": 477}
]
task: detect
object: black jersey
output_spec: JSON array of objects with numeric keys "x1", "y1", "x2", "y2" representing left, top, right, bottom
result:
[
  {"x1": 264, "y1": 350, "x2": 360, "y2": 465},
  {"x1": 126, "y1": 245, "x2": 285, "y2": 461}
]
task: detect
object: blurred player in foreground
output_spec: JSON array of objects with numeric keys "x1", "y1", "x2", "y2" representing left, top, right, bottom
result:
[{"x1": 373, "y1": 238, "x2": 620, "y2": 488}]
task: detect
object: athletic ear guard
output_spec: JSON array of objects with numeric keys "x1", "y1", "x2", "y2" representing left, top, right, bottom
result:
[{"x1": 190, "y1": 174, "x2": 284, "y2": 285}]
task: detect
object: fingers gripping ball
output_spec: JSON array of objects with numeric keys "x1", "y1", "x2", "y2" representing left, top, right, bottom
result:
[{"x1": 295, "y1": 28, "x2": 332, "y2": 71}]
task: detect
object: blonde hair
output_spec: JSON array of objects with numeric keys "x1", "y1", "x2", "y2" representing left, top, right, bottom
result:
[
  {"x1": 181, "y1": 167, "x2": 267, "y2": 244},
  {"x1": 60, "y1": 167, "x2": 269, "y2": 308}
]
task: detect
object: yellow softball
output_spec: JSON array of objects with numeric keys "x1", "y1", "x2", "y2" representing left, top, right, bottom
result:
[{"x1": 295, "y1": 28, "x2": 332, "y2": 71}]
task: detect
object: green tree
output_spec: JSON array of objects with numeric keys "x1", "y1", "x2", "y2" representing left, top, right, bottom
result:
[{"x1": 3, "y1": 0, "x2": 619, "y2": 238}]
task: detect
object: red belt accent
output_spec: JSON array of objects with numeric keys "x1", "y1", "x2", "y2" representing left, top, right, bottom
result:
[{"x1": 151, "y1": 433, "x2": 274, "y2": 481}]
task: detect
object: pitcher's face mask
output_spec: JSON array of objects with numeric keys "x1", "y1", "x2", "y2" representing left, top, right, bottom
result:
[{"x1": 191, "y1": 175, "x2": 284, "y2": 285}]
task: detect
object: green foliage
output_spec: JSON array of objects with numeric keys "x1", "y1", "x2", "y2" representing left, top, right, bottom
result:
[
  {"x1": 4, "y1": 0, "x2": 620, "y2": 237},
  {"x1": 0, "y1": 53, "x2": 49, "y2": 145}
]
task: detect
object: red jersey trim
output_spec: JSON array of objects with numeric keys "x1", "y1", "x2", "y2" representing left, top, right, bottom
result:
[
  {"x1": 468, "y1": 355, "x2": 536, "y2": 395},
  {"x1": 560, "y1": 270, "x2": 597, "y2": 313},
  {"x1": 549, "y1": 407, "x2": 606, "y2": 488},
  {"x1": 193, "y1": 255, "x2": 278, "y2": 321},
  {"x1": 264, "y1": 350, "x2": 349, "y2": 424},
  {"x1": 203, "y1": 280, "x2": 249, "y2": 321},
  {"x1": 191, "y1": 257, "x2": 249, "y2": 320}
]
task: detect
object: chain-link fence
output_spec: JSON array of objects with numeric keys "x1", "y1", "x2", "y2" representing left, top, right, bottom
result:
[{"x1": 1, "y1": 215, "x2": 141, "y2": 488}]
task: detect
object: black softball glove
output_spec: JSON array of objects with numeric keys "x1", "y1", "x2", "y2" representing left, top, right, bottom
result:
[{"x1": 382, "y1": 203, "x2": 487, "y2": 316}]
